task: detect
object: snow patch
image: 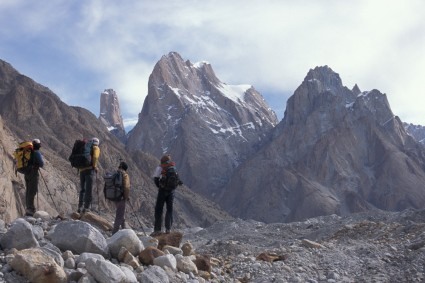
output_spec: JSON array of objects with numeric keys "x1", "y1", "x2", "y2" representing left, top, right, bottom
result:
[
  {"x1": 217, "y1": 83, "x2": 251, "y2": 104},
  {"x1": 193, "y1": 61, "x2": 209, "y2": 68}
]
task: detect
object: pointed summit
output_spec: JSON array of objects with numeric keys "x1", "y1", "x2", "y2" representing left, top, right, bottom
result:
[
  {"x1": 303, "y1": 66, "x2": 343, "y2": 90},
  {"x1": 99, "y1": 89, "x2": 125, "y2": 142},
  {"x1": 127, "y1": 52, "x2": 278, "y2": 199},
  {"x1": 352, "y1": 84, "x2": 361, "y2": 95}
]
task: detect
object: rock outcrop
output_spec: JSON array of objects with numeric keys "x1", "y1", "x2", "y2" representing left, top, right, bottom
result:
[
  {"x1": 404, "y1": 122, "x2": 425, "y2": 145},
  {"x1": 219, "y1": 66, "x2": 425, "y2": 223},
  {"x1": 99, "y1": 88, "x2": 126, "y2": 142},
  {"x1": 127, "y1": 52, "x2": 278, "y2": 199}
]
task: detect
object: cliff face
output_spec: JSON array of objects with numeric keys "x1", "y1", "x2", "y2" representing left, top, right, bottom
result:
[
  {"x1": 219, "y1": 66, "x2": 425, "y2": 223},
  {"x1": 99, "y1": 89, "x2": 126, "y2": 142},
  {"x1": 127, "y1": 52, "x2": 278, "y2": 199}
]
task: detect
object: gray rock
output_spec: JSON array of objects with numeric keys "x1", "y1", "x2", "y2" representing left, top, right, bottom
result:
[
  {"x1": 47, "y1": 221, "x2": 109, "y2": 258},
  {"x1": 138, "y1": 265, "x2": 169, "y2": 283},
  {"x1": 0, "y1": 218, "x2": 39, "y2": 250},
  {"x1": 107, "y1": 229, "x2": 144, "y2": 259},
  {"x1": 85, "y1": 257, "x2": 126, "y2": 283}
]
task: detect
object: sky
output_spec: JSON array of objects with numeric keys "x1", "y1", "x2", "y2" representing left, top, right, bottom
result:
[{"x1": 0, "y1": 1, "x2": 424, "y2": 130}]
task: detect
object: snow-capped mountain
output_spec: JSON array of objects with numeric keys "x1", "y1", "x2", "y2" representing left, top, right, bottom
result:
[{"x1": 127, "y1": 52, "x2": 278, "y2": 199}]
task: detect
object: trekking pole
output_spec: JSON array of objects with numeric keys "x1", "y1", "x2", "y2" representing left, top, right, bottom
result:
[
  {"x1": 39, "y1": 169, "x2": 60, "y2": 214},
  {"x1": 128, "y1": 201, "x2": 147, "y2": 236}
]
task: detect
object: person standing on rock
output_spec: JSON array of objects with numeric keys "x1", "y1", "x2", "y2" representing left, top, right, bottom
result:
[
  {"x1": 78, "y1": 137, "x2": 100, "y2": 213},
  {"x1": 112, "y1": 161, "x2": 131, "y2": 234},
  {"x1": 24, "y1": 139, "x2": 44, "y2": 216},
  {"x1": 151, "y1": 154, "x2": 183, "y2": 235}
]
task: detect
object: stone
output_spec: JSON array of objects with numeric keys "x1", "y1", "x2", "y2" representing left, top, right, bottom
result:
[
  {"x1": 47, "y1": 220, "x2": 109, "y2": 258},
  {"x1": 107, "y1": 229, "x2": 144, "y2": 259},
  {"x1": 0, "y1": 218, "x2": 39, "y2": 250},
  {"x1": 175, "y1": 254, "x2": 198, "y2": 275},
  {"x1": 153, "y1": 254, "x2": 177, "y2": 271},
  {"x1": 139, "y1": 246, "x2": 165, "y2": 266},
  {"x1": 85, "y1": 257, "x2": 127, "y2": 283},
  {"x1": 138, "y1": 265, "x2": 169, "y2": 283},
  {"x1": 9, "y1": 248, "x2": 67, "y2": 283},
  {"x1": 80, "y1": 211, "x2": 113, "y2": 231}
]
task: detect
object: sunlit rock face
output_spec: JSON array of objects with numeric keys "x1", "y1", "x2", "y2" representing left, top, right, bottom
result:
[{"x1": 127, "y1": 52, "x2": 278, "y2": 200}]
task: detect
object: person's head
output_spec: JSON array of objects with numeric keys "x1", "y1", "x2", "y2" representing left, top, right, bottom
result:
[
  {"x1": 32, "y1": 139, "x2": 41, "y2": 150},
  {"x1": 92, "y1": 137, "x2": 99, "y2": 146},
  {"x1": 119, "y1": 161, "x2": 128, "y2": 171},
  {"x1": 160, "y1": 154, "x2": 171, "y2": 164}
]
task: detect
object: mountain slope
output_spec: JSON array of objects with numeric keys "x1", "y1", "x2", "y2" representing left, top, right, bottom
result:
[
  {"x1": 219, "y1": 66, "x2": 425, "y2": 223},
  {"x1": 127, "y1": 52, "x2": 278, "y2": 199},
  {"x1": 0, "y1": 59, "x2": 231, "y2": 227}
]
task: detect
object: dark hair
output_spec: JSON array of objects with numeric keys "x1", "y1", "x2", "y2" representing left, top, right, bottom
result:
[{"x1": 119, "y1": 161, "x2": 128, "y2": 171}]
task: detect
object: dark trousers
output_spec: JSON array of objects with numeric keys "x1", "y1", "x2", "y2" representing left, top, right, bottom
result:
[
  {"x1": 113, "y1": 199, "x2": 126, "y2": 234},
  {"x1": 154, "y1": 190, "x2": 174, "y2": 232},
  {"x1": 79, "y1": 170, "x2": 94, "y2": 209},
  {"x1": 24, "y1": 169, "x2": 39, "y2": 213}
]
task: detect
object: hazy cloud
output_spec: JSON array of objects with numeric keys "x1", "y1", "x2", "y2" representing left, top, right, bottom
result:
[{"x1": 1, "y1": 0, "x2": 424, "y2": 126}]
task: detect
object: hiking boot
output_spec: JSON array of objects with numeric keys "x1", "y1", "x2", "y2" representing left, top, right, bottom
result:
[
  {"x1": 25, "y1": 210, "x2": 34, "y2": 217},
  {"x1": 165, "y1": 229, "x2": 170, "y2": 234},
  {"x1": 77, "y1": 207, "x2": 83, "y2": 213},
  {"x1": 83, "y1": 208, "x2": 90, "y2": 213},
  {"x1": 150, "y1": 231, "x2": 162, "y2": 237}
]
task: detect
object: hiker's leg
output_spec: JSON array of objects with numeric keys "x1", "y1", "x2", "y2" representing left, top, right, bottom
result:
[
  {"x1": 78, "y1": 171, "x2": 86, "y2": 209},
  {"x1": 24, "y1": 172, "x2": 37, "y2": 214},
  {"x1": 164, "y1": 192, "x2": 174, "y2": 232},
  {"x1": 113, "y1": 199, "x2": 126, "y2": 234},
  {"x1": 154, "y1": 191, "x2": 166, "y2": 232},
  {"x1": 83, "y1": 170, "x2": 94, "y2": 209}
]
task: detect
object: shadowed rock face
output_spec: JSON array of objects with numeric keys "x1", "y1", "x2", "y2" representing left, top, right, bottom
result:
[
  {"x1": 127, "y1": 52, "x2": 278, "y2": 200},
  {"x1": 404, "y1": 122, "x2": 425, "y2": 145},
  {"x1": 99, "y1": 89, "x2": 126, "y2": 142},
  {"x1": 0, "y1": 58, "x2": 232, "y2": 228},
  {"x1": 219, "y1": 66, "x2": 425, "y2": 223}
]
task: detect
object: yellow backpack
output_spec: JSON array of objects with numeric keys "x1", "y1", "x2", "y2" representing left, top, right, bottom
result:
[{"x1": 13, "y1": 141, "x2": 34, "y2": 174}]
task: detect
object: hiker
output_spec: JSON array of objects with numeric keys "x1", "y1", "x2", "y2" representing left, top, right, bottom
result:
[
  {"x1": 152, "y1": 154, "x2": 182, "y2": 235},
  {"x1": 24, "y1": 139, "x2": 44, "y2": 216},
  {"x1": 112, "y1": 161, "x2": 130, "y2": 234},
  {"x1": 78, "y1": 137, "x2": 100, "y2": 213}
]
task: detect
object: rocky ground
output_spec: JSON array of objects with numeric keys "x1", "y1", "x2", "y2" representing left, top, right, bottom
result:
[
  {"x1": 0, "y1": 208, "x2": 425, "y2": 282},
  {"x1": 183, "y1": 209, "x2": 425, "y2": 282}
]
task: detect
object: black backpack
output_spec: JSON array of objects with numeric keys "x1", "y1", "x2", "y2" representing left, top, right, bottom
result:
[
  {"x1": 159, "y1": 167, "x2": 179, "y2": 191},
  {"x1": 68, "y1": 139, "x2": 93, "y2": 168},
  {"x1": 103, "y1": 171, "x2": 124, "y2": 201}
]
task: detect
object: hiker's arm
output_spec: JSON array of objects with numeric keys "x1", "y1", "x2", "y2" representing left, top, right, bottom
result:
[
  {"x1": 35, "y1": 151, "x2": 44, "y2": 168},
  {"x1": 122, "y1": 172, "x2": 130, "y2": 200},
  {"x1": 92, "y1": 146, "x2": 100, "y2": 170}
]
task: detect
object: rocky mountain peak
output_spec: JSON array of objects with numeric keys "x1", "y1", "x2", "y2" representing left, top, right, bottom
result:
[
  {"x1": 99, "y1": 89, "x2": 125, "y2": 142},
  {"x1": 303, "y1": 65, "x2": 343, "y2": 91},
  {"x1": 220, "y1": 66, "x2": 425, "y2": 223},
  {"x1": 352, "y1": 84, "x2": 361, "y2": 95},
  {"x1": 127, "y1": 52, "x2": 278, "y2": 199}
]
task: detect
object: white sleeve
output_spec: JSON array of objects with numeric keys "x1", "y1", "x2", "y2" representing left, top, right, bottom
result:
[{"x1": 152, "y1": 166, "x2": 162, "y2": 178}]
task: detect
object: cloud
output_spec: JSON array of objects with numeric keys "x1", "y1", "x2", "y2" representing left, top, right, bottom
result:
[{"x1": 1, "y1": 0, "x2": 425, "y2": 127}]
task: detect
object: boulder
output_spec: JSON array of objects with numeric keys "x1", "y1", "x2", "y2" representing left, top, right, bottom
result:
[
  {"x1": 139, "y1": 246, "x2": 165, "y2": 266},
  {"x1": 107, "y1": 229, "x2": 144, "y2": 259},
  {"x1": 0, "y1": 218, "x2": 39, "y2": 250},
  {"x1": 85, "y1": 257, "x2": 127, "y2": 283},
  {"x1": 137, "y1": 265, "x2": 169, "y2": 283},
  {"x1": 9, "y1": 248, "x2": 67, "y2": 283},
  {"x1": 47, "y1": 220, "x2": 109, "y2": 258}
]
